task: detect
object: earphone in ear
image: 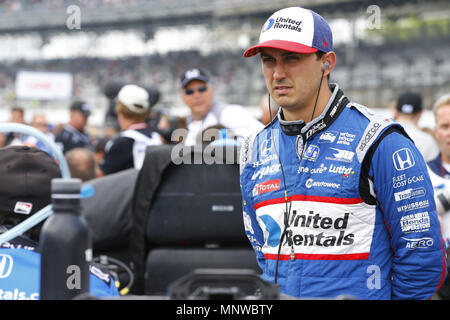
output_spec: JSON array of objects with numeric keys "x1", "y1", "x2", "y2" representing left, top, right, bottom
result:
[{"x1": 323, "y1": 61, "x2": 330, "y2": 72}]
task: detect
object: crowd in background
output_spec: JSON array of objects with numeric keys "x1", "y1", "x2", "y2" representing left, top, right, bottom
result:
[
  {"x1": 0, "y1": 51, "x2": 263, "y2": 113},
  {"x1": 1, "y1": 85, "x2": 449, "y2": 184},
  {"x1": 0, "y1": 0, "x2": 145, "y2": 12},
  {"x1": 1, "y1": 0, "x2": 450, "y2": 302},
  {"x1": 1, "y1": 37, "x2": 449, "y2": 117},
  {"x1": 0, "y1": 36, "x2": 449, "y2": 304},
  {"x1": 0, "y1": 66, "x2": 272, "y2": 182}
]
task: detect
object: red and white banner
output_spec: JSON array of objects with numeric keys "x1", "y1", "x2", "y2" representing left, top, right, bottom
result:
[{"x1": 15, "y1": 70, "x2": 73, "y2": 101}]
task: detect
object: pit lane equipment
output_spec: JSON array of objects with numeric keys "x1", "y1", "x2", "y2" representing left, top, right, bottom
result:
[
  {"x1": 40, "y1": 178, "x2": 91, "y2": 300},
  {"x1": 0, "y1": 123, "x2": 70, "y2": 245}
]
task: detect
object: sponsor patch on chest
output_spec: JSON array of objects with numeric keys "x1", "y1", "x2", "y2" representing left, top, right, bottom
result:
[{"x1": 255, "y1": 200, "x2": 375, "y2": 260}]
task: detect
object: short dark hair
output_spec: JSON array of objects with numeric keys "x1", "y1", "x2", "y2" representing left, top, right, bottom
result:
[
  {"x1": 65, "y1": 148, "x2": 96, "y2": 182},
  {"x1": 10, "y1": 106, "x2": 24, "y2": 115}
]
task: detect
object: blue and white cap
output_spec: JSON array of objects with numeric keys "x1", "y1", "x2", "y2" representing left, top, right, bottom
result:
[{"x1": 244, "y1": 7, "x2": 333, "y2": 58}]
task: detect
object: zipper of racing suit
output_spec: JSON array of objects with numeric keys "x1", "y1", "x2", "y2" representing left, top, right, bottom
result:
[{"x1": 270, "y1": 83, "x2": 348, "y2": 284}]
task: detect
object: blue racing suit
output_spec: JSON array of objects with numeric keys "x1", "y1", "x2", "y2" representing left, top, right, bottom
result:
[
  {"x1": 239, "y1": 84, "x2": 447, "y2": 299},
  {"x1": 0, "y1": 236, "x2": 119, "y2": 300}
]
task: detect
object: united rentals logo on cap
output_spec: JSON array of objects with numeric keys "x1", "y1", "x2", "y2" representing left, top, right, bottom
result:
[
  {"x1": 244, "y1": 6, "x2": 333, "y2": 58},
  {"x1": 262, "y1": 18, "x2": 275, "y2": 32}
]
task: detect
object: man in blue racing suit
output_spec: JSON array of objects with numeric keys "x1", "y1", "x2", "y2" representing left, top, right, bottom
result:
[
  {"x1": 240, "y1": 6, "x2": 446, "y2": 299},
  {"x1": 0, "y1": 146, "x2": 118, "y2": 299}
]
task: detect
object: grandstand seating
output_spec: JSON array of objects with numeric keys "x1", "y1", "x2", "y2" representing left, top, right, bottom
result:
[
  {"x1": 0, "y1": 0, "x2": 449, "y2": 122},
  {"x1": 1, "y1": 36, "x2": 449, "y2": 119}
]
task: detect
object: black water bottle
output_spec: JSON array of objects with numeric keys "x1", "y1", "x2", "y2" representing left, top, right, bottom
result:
[{"x1": 39, "y1": 178, "x2": 92, "y2": 300}]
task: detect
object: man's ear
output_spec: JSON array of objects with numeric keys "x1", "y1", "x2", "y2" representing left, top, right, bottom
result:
[{"x1": 323, "y1": 51, "x2": 336, "y2": 76}]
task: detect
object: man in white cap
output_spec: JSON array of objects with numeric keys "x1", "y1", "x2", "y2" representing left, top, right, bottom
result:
[
  {"x1": 239, "y1": 6, "x2": 446, "y2": 300},
  {"x1": 99, "y1": 84, "x2": 163, "y2": 175}
]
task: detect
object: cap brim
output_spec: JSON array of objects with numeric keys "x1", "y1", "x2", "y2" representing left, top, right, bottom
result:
[
  {"x1": 181, "y1": 76, "x2": 209, "y2": 88},
  {"x1": 71, "y1": 109, "x2": 90, "y2": 117},
  {"x1": 243, "y1": 40, "x2": 318, "y2": 57}
]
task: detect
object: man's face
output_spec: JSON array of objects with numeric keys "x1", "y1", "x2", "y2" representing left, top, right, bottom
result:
[
  {"x1": 260, "y1": 48, "x2": 323, "y2": 114},
  {"x1": 434, "y1": 104, "x2": 450, "y2": 158},
  {"x1": 31, "y1": 115, "x2": 49, "y2": 133},
  {"x1": 10, "y1": 110, "x2": 24, "y2": 124},
  {"x1": 181, "y1": 80, "x2": 214, "y2": 121},
  {"x1": 70, "y1": 110, "x2": 88, "y2": 131}
]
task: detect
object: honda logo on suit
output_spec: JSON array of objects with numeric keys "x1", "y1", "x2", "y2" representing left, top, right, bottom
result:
[
  {"x1": 0, "y1": 254, "x2": 13, "y2": 279},
  {"x1": 393, "y1": 148, "x2": 415, "y2": 171}
]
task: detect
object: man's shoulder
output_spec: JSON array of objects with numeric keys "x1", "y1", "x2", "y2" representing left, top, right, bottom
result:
[
  {"x1": 340, "y1": 100, "x2": 401, "y2": 162},
  {"x1": 212, "y1": 101, "x2": 251, "y2": 118},
  {"x1": 343, "y1": 100, "x2": 379, "y2": 120},
  {"x1": 427, "y1": 153, "x2": 441, "y2": 170},
  {"x1": 120, "y1": 128, "x2": 162, "y2": 146},
  {"x1": 132, "y1": 127, "x2": 161, "y2": 140},
  {"x1": 239, "y1": 125, "x2": 273, "y2": 175},
  {"x1": 219, "y1": 102, "x2": 254, "y2": 116},
  {"x1": 55, "y1": 124, "x2": 88, "y2": 141},
  {"x1": 55, "y1": 125, "x2": 71, "y2": 139},
  {"x1": 406, "y1": 125, "x2": 437, "y2": 143},
  {"x1": 0, "y1": 234, "x2": 38, "y2": 252},
  {"x1": 106, "y1": 135, "x2": 134, "y2": 153}
]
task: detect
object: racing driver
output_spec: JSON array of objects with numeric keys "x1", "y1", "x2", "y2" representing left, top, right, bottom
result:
[{"x1": 240, "y1": 6, "x2": 447, "y2": 299}]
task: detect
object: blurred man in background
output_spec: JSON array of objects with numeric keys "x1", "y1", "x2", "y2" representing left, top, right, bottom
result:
[
  {"x1": 22, "y1": 113, "x2": 55, "y2": 155},
  {"x1": 428, "y1": 94, "x2": 450, "y2": 178},
  {"x1": 425, "y1": 93, "x2": 450, "y2": 300},
  {"x1": 179, "y1": 68, "x2": 264, "y2": 145},
  {"x1": 55, "y1": 100, "x2": 93, "y2": 154},
  {"x1": 99, "y1": 84, "x2": 163, "y2": 175},
  {"x1": 65, "y1": 147, "x2": 97, "y2": 182},
  {"x1": 9, "y1": 107, "x2": 26, "y2": 125},
  {"x1": 0, "y1": 106, "x2": 27, "y2": 147},
  {"x1": 393, "y1": 91, "x2": 439, "y2": 162}
]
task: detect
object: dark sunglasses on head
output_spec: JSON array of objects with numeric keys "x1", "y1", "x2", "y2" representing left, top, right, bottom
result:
[{"x1": 185, "y1": 85, "x2": 208, "y2": 95}]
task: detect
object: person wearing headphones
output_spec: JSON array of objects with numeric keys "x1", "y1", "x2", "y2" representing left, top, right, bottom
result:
[
  {"x1": 239, "y1": 6, "x2": 446, "y2": 300},
  {"x1": 0, "y1": 146, "x2": 119, "y2": 299}
]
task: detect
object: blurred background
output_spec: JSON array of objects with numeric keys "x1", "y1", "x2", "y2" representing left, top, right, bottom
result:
[{"x1": 0, "y1": 0, "x2": 449, "y2": 130}]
